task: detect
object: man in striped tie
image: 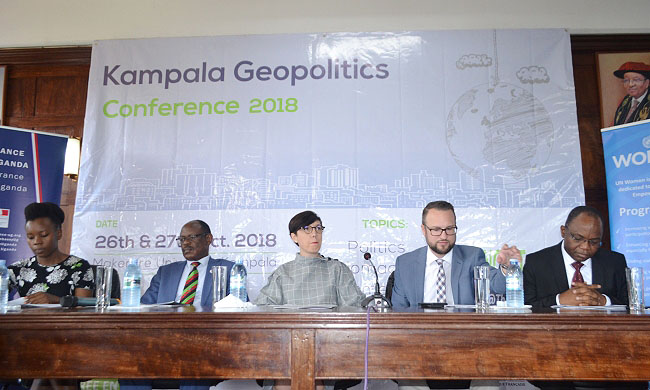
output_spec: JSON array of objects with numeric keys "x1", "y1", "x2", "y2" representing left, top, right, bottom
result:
[
  {"x1": 140, "y1": 219, "x2": 235, "y2": 307},
  {"x1": 120, "y1": 220, "x2": 234, "y2": 390}
]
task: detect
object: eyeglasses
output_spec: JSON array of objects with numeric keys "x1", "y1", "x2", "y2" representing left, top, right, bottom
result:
[
  {"x1": 423, "y1": 224, "x2": 458, "y2": 236},
  {"x1": 176, "y1": 233, "x2": 207, "y2": 245},
  {"x1": 301, "y1": 225, "x2": 325, "y2": 234},
  {"x1": 566, "y1": 230, "x2": 601, "y2": 247},
  {"x1": 623, "y1": 77, "x2": 647, "y2": 85}
]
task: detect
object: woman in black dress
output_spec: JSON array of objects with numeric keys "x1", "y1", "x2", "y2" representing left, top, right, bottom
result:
[{"x1": 9, "y1": 202, "x2": 94, "y2": 304}]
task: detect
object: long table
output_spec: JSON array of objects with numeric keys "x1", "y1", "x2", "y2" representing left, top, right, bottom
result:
[{"x1": 1, "y1": 306, "x2": 650, "y2": 390}]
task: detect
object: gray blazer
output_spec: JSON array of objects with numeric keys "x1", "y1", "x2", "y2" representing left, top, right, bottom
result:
[{"x1": 391, "y1": 245, "x2": 505, "y2": 308}]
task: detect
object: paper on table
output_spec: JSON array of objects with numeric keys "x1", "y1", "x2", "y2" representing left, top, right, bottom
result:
[
  {"x1": 8, "y1": 297, "x2": 59, "y2": 308},
  {"x1": 213, "y1": 294, "x2": 255, "y2": 308},
  {"x1": 444, "y1": 304, "x2": 475, "y2": 309},
  {"x1": 445, "y1": 304, "x2": 532, "y2": 309},
  {"x1": 551, "y1": 304, "x2": 627, "y2": 311}
]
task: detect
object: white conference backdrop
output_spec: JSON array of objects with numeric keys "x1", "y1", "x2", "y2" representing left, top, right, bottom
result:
[
  {"x1": 73, "y1": 29, "x2": 583, "y2": 389},
  {"x1": 73, "y1": 28, "x2": 583, "y2": 297}
]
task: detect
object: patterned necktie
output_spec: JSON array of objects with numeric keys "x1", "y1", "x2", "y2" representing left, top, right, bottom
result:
[
  {"x1": 625, "y1": 99, "x2": 639, "y2": 123},
  {"x1": 571, "y1": 261, "x2": 584, "y2": 285},
  {"x1": 180, "y1": 261, "x2": 201, "y2": 304},
  {"x1": 435, "y1": 258, "x2": 446, "y2": 303}
]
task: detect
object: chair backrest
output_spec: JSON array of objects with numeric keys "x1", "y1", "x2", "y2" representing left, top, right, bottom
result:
[
  {"x1": 385, "y1": 270, "x2": 395, "y2": 304},
  {"x1": 90, "y1": 265, "x2": 121, "y2": 299}
]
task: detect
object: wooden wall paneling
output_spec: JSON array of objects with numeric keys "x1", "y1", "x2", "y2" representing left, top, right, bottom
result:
[
  {"x1": 35, "y1": 74, "x2": 88, "y2": 116},
  {"x1": 5, "y1": 76, "x2": 36, "y2": 119},
  {"x1": 5, "y1": 64, "x2": 88, "y2": 137},
  {"x1": 571, "y1": 49, "x2": 612, "y2": 243},
  {"x1": 0, "y1": 47, "x2": 92, "y2": 65}
]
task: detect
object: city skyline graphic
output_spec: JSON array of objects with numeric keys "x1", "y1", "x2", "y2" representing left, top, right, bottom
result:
[{"x1": 76, "y1": 163, "x2": 582, "y2": 211}]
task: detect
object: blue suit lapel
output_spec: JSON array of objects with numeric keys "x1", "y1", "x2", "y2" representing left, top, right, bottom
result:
[
  {"x1": 161, "y1": 261, "x2": 185, "y2": 303},
  {"x1": 451, "y1": 246, "x2": 463, "y2": 303},
  {"x1": 414, "y1": 247, "x2": 427, "y2": 305},
  {"x1": 201, "y1": 258, "x2": 217, "y2": 307}
]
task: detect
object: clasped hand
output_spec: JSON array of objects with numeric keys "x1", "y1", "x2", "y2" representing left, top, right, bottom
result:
[{"x1": 559, "y1": 282, "x2": 606, "y2": 306}]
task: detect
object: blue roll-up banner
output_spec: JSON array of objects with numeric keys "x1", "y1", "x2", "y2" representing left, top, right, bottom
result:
[
  {"x1": 0, "y1": 126, "x2": 68, "y2": 265},
  {"x1": 602, "y1": 119, "x2": 650, "y2": 304}
]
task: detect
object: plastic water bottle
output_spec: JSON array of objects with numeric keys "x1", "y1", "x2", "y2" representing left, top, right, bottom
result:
[
  {"x1": 230, "y1": 259, "x2": 247, "y2": 302},
  {"x1": 122, "y1": 258, "x2": 142, "y2": 307},
  {"x1": 0, "y1": 260, "x2": 9, "y2": 308},
  {"x1": 505, "y1": 259, "x2": 524, "y2": 307}
]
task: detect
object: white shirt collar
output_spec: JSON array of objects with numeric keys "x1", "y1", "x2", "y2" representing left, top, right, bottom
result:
[
  {"x1": 560, "y1": 240, "x2": 591, "y2": 268},
  {"x1": 633, "y1": 88, "x2": 648, "y2": 105},
  {"x1": 426, "y1": 246, "x2": 454, "y2": 265},
  {"x1": 186, "y1": 255, "x2": 209, "y2": 267}
]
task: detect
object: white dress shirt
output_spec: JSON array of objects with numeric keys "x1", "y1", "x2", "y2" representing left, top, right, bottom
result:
[
  {"x1": 423, "y1": 247, "x2": 454, "y2": 305},
  {"x1": 556, "y1": 242, "x2": 611, "y2": 306},
  {"x1": 175, "y1": 255, "x2": 210, "y2": 308}
]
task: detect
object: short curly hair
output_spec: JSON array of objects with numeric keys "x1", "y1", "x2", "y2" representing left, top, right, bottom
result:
[{"x1": 24, "y1": 202, "x2": 65, "y2": 228}]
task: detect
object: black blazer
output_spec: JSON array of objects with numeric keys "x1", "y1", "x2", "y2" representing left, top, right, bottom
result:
[{"x1": 523, "y1": 242, "x2": 628, "y2": 308}]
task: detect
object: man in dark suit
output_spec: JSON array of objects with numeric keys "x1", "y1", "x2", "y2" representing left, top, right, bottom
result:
[
  {"x1": 524, "y1": 206, "x2": 647, "y2": 390},
  {"x1": 612, "y1": 61, "x2": 650, "y2": 126},
  {"x1": 120, "y1": 219, "x2": 233, "y2": 390},
  {"x1": 524, "y1": 206, "x2": 627, "y2": 308}
]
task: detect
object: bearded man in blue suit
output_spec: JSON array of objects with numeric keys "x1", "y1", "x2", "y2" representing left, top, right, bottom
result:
[
  {"x1": 392, "y1": 200, "x2": 518, "y2": 308},
  {"x1": 391, "y1": 201, "x2": 520, "y2": 390},
  {"x1": 120, "y1": 219, "x2": 234, "y2": 390}
]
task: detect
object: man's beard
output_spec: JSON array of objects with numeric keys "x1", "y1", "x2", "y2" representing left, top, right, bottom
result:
[{"x1": 429, "y1": 241, "x2": 454, "y2": 255}]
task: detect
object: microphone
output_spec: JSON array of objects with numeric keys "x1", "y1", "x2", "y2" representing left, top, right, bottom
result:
[
  {"x1": 60, "y1": 296, "x2": 120, "y2": 307},
  {"x1": 360, "y1": 252, "x2": 392, "y2": 310},
  {"x1": 364, "y1": 252, "x2": 381, "y2": 296}
]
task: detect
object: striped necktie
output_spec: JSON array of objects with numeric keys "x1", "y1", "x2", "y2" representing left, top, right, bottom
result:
[{"x1": 180, "y1": 261, "x2": 201, "y2": 304}]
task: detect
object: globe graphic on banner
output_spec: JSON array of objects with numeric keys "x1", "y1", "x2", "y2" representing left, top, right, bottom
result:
[{"x1": 446, "y1": 82, "x2": 554, "y2": 184}]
